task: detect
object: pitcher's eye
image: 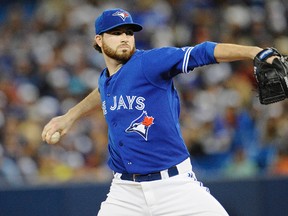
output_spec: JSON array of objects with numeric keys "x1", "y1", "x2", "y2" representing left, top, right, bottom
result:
[
  {"x1": 111, "y1": 31, "x2": 122, "y2": 35},
  {"x1": 125, "y1": 30, "x2": 134, "y2": 36}
]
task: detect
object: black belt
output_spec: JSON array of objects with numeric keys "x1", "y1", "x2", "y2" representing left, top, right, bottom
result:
[{"x1": 120, "y1": 166, "x2": 179, "y2": 182}]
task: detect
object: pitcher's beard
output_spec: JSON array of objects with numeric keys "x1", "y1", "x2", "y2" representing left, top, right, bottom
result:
[{"x1": 102, "y1": 42, "x2": 135, "y2": 63}]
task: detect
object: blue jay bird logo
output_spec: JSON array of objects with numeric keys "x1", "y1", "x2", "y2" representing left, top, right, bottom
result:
[
  {"x1": 125, "y1": 111, "x2": 154, "y2": 141},
  {"x1": 112, "y1": 11, "x2": 130, "y2": 21}
]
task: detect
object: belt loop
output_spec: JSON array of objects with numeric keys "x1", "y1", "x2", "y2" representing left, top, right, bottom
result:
[
  {"x1": 160, "y1": 169, "x2": 169, "y2": 179},
  {"x1": 114, "y1": 172, "x2": 122, "y2": 179}
]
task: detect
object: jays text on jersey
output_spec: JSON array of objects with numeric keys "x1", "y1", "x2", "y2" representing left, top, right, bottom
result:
[{"x1": 98, "y1": 41, "x2": 217, "y2": 174}]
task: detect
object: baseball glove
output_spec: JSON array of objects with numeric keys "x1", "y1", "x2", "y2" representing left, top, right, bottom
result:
[{"x1": 254, "y1": 48, "x2": 288, "y2": 105}]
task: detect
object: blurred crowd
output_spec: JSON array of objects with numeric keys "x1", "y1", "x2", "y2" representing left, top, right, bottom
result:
[{"x1": 0, "y1": 0, "x2": 288, "y2": 186}]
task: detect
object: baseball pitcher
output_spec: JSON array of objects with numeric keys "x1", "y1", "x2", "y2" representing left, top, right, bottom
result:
[{"x1": 42, "y1": 8, "x2": 288, "y2": 216}]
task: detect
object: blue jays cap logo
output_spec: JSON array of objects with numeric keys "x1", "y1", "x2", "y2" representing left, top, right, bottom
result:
[
  {"x1": 125, "y1": 111, "x2": 154, "y2": 141},
  {"x1": 95, "y1": 8, "x2": 143, "y2": 35},
  {"x1": 112, "y1": 11, "x2": 130, "y2": 21}
]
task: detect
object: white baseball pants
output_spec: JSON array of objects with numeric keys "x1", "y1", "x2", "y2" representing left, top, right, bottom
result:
[{"x1": 98, "y1": 158, "x2": 229, "y2": 216}]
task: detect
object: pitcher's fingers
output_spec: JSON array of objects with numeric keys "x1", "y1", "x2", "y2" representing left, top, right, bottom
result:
[
  {"x1": 44, "y1": 130, "x2": 57, "y2": 144},
  {"x1": 41, "y1": 128, "x2": 47, "y2": 141},
  {"x1": 42, "y1": 129, "x2": 52, "y2": 143},
  {"x1": 42, "y1": 124, "x2": 57, "y2": 142},
  {"x1": 41, "y1": 124, "x2": 51, "y2": 141}
]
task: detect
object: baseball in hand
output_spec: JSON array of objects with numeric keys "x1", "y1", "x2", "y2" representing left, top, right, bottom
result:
[{"x1": 50, "y1": 131, "x2": 61, "y2": 144}]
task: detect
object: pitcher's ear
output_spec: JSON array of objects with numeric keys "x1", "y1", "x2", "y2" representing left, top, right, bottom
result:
[{"x1": 93, "y1": 35, "x2": 103, "y2": 53}]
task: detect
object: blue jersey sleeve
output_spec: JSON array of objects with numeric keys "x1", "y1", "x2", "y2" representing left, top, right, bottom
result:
[
  {"x1": 185, "y1": 41, "x2": 218, "y2": 72},
  {"x1": 141, "y1": 41, "x2": 217, "y2": 88}
]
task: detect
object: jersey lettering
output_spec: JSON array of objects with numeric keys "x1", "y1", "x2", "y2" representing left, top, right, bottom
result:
[
  {"x1": 135, "y1": 97, "x2": 145, "y2": 110},
  {"x1": 108, "y1": 95, "x2": 146, "y2": 112},
  {"x1": 117, "y1": 95, "x2": 128, "y2": 110},
  {"x1": 102, "y1": 101, "x2": 107, "y2": 115},
  {"x1": 127, "y1": 96, "x2": 136, "y2": 109}
]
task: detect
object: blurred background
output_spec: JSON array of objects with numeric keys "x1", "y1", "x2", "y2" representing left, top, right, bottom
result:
[
  {"x1": 0, "y1": 0, "x2": 288, "y2": 215},
  {"x1": 1, "y1": 0, "x2": 288, "y2": 186},
  {"x1": 0, "y1": 0, "x2": 288, "y2": 216}
]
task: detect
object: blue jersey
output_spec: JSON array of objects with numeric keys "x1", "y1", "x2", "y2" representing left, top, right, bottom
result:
[{"x1": 98, "y1": 41, "x2": 217, "y2": 174}]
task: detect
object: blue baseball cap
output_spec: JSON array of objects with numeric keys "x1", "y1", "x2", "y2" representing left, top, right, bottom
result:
[{"x1": 95, "y1": 8, "x2": 143, "y2": 35}]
